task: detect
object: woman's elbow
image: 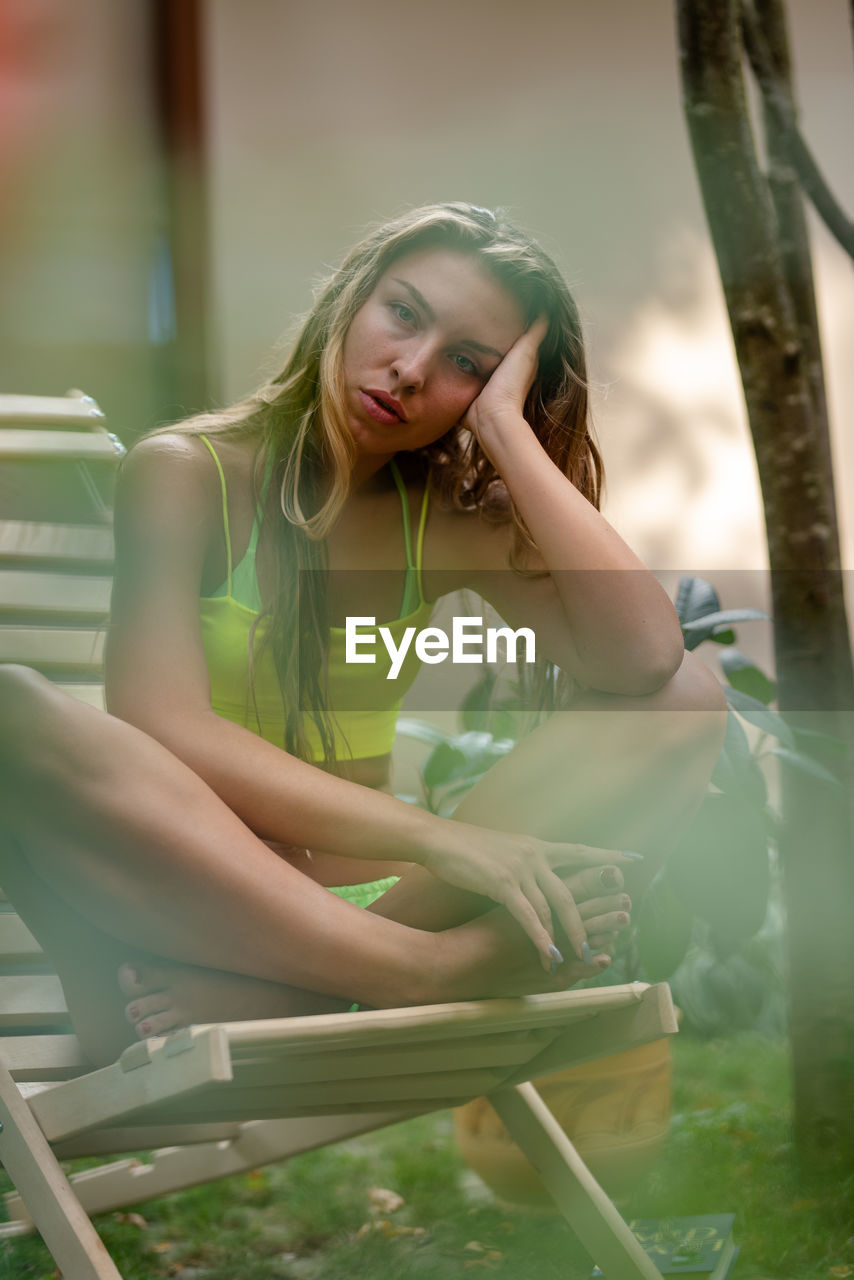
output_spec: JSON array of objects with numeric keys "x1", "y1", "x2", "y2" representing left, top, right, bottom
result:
[{"x1": 591, "y1": 636, "x2": 687, "y2": 698}]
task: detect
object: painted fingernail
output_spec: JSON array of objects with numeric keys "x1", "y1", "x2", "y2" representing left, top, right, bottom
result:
[
  {"x1": 621, "y1": 850, "x2": 644, "y2": 861},
  {"x1": 140, "y1": 1022, "x2": 151, "y2": 1035},
  {"x1": 581, "y1": 941, "x2": 594, "y2": 964},
  {"x1": 595, "y1": 954, "x2": 611, "y2": 969},
  {"x1": 618, "y1": 913, "x2": 630, "y2": 925},
  {"x1": 600, "y1": 867, "x2": 619, "y2": 888},
  {"x1": 549, "y1": 944, "x2": 565, "y2": 973},
  {"x1": 129, "y1": 1006, "x2": 139, "y2": 1020},
  {"x1": 621, "y1": 895, "x2": 632, "y2": 910}
]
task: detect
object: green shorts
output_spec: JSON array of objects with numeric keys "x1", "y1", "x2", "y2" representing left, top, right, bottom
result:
[{"x1": 327, "y1": 876, "x2": 399, "y2": 910}]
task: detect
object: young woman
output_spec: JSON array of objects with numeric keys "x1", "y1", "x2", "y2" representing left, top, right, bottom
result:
[{"x1": 0, "y1": 204, "x2": 726, "y2": 1068}]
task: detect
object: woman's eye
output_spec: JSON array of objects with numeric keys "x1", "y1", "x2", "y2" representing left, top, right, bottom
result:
[
  {"x1": 391, "y1": 302, "x2": 416, "y2": 326},
  {"x1": 452, "y1": 353, "x2": 479, "y2": 376}
]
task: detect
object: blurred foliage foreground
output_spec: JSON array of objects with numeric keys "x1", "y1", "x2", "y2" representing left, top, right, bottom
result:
[
  {"x1": 398, "y1": 575, "x2": 844, "y2": 1039},
  {"x1": 2, "y1": 1033, "x2": 852, "y2": 1279}
]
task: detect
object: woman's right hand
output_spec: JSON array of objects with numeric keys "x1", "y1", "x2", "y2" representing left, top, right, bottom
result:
[{"x1": 420, "y1": 821, "x2": 638, "y2": 973}]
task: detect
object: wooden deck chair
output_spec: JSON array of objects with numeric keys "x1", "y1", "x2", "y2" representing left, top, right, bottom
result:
[
  {"x1": 0, "y1": 393, "x2": 675, "y2": 1280},
  {"x1": 0, "y1": 389, "x2": 122, "y2": 708}
]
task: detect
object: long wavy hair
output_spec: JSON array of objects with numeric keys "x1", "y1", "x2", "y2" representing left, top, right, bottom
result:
[{"x1": 157, "y1": 202, "x2": 603, "y2": 759}]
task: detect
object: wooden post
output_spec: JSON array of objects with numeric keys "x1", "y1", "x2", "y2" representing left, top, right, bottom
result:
[{"x1": 676, "y1": 0, "x2": 854, "y2": 1164}]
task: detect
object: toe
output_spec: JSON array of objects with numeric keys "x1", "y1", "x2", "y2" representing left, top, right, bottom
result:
[
  {"x1": 117, "y1": 963, "x2": 144, "y2": 997},
  {"x1": 136, "y1": 1008, "x2": 185, "y2": 1039},
  {"x1": 118, "y1": 961, "x2": 171, "y2": 999}
]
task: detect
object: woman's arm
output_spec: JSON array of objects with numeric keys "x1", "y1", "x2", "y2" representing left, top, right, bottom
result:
[
  {"x1": 463, "y1": 320, "x2": 685, "y2": 695},
  {"x1": 105, "y1": 435, "x2": 626, "y2": 970}
]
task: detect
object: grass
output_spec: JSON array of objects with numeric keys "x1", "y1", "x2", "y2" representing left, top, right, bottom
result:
[{"x1": 2, "y1": 1032, "x2": 853, "y2": 1279}]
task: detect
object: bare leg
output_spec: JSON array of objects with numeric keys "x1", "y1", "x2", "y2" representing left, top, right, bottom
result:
[
  {"x1": 0, "y1": 668, "x2": 598, "y2": 1062},
  {"x1": 117, "y1": 650, "x2": 724, "y2": 1038},
  {"x1": 0, "y1": 654, "x2": 723, "y2": 1057},
  {"x1": 373, "y1": 649, "x2": 726, "y2": 919},
  {"x1": 116, "y1": 868, "x2": 629, "y2": 1038}
]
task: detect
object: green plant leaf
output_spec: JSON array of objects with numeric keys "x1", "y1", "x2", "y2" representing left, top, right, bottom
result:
[
  {"x1": 724, "y1": 686, "x2": 795, "y2": 749},
  {"x1": 684, "y1": 609, "x2": 769, "y2": 629},
  {"x1": 682, "y1": 609, "x2": 768, "y2": 650},
  {"x1": 675, "y1": 576, "x2": 721, "y2": 625},
  {"x1": 711, "y1": 709, "x2": 767, "y2": 805},
  {"x1": 769, "y1": 747, "x2": 840, "y2": 786},
  {"x1": 791, "y1": 724, "x2": 848, "y2": 757},
  {"x1": 667, "y1": 793, "x2": 771, "y2": 950},
  {"x1": 395, "y1": 718, "x2": 451, "y2": 748},
  {"x1": 670, "y1": 948, "x2": 777, "y2": 1036},
  {"x1": 635, "y1": 873, "x2": 695, "y2": 981},
  {"x1": 421, "y1": 742, "x2": 469, "y2": 789},
  {"x1": 718, "y1": 647, "x2": 777, "y2": 704},
  {"x1": 459, "y1": 669, "x2": 499, "y2": 733},
  {"x1": 706, "y1": 627, "x2": 736, "y2": 646}
]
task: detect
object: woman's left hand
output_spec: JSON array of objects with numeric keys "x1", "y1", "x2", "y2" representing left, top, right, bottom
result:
[{"x1": 464, "y1": 315, "x2": 549, "y2": 448}]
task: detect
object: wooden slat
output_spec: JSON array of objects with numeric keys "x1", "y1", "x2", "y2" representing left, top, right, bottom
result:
[
  {"x1": 204, "y1": 1038, "x2": 547, "y2": 1089},
  {"x1": 0, "y1": 975, "x2": 69, "y2": 1026},
  {"x1": 0, "y1": 430, "x2": 124, "y2": 463},
  {"x1": 0, "y1": 1035, "x2": 88, "y2": 1081},
  {"x1": 134, "y1": 1097, "x2": 469, "y2": 1126},
  {"x1": 0, "y1": 521, "x2": 113, "y2": 565},
  {"x1": 29, "y1": 1027, "x2": 234, "y2": 1142},
  {"x1": 0, "y1": 394, "x2": 105, "y2": 428},
  {"x1": 140, "y1": 1068, "x2": 510, "y2": 1117},
  {"x1": 54, "y1": 683, "x2": 106, "y2": 710},
  {"x1": 220, "y1": 986, "x2": 651, "y2": 1056},
  {"x1": 0, "y1": 914, "x2": 44, "y2": 964},
  {"x1": 0, "y1": 626, "x2": 105, "y2": 671},
  {"x1": 506, "y1": 983, "x2": 677, "y2": 1084},
  {"x1": 0, "y1": 571, "x2": 111, "y2": 618}
]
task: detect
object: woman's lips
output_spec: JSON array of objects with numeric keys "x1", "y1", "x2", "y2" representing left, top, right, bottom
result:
[{"x1": 359, "y1": 389, "x2": 406, "y2": 425}]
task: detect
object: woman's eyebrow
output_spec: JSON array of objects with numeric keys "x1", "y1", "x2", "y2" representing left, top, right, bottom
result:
[{"x1": 391, "y1": 278, "x2": 503, "y2": 359}]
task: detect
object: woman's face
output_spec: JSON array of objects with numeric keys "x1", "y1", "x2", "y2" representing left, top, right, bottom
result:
[{"x1": 341, "y1": 247, "x2": 526, "y2": 467}]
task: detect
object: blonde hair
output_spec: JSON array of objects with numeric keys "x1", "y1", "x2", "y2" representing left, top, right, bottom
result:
[{"x1": 151, "y1": 202, "x2": 603, "y2": 757}]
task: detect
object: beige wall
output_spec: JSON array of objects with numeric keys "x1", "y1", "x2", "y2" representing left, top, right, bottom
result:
[
  {"x1": 2, "y1": 0, "x2": 851, "y2": 585},
  {"x1": 204, "y1": 0, "x2": 854, "y2": 582},
  {"x1": 0, "y1": 0, "x2": 165, "y2": 440}
]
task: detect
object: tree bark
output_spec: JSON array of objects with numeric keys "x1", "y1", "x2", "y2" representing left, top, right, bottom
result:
[{"x1": 676, "y1": 0, "x2": 854, "y2": 1165}]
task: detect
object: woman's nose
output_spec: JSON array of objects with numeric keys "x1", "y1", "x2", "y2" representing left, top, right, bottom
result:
[{"x1": 391, "y1": 340, "x2": 433, "y2": 390}]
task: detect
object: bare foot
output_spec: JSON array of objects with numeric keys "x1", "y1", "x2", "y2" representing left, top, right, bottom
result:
[
  {"x1": 118, "y1": 961, "x2": 349, "y2": 1039},
  {"x1": 432, "y1": 906, "x2": 613, "y2": 1004}
]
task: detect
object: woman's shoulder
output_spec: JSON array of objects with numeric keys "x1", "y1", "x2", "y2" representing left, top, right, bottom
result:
[
  {"x1": 116, "y1": 433, "x2": 252, "y2": 555},
  {"x1": 121, "y1": 431, "x2": 258, "y2": 508},
  {"x1": 422, "y1": 477, "x2": 519, "y2": 576}
]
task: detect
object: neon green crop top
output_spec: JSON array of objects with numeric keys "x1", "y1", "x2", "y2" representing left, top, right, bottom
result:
[{"x1": 197, "y1": 436, "x2": 433, "y2": 759}]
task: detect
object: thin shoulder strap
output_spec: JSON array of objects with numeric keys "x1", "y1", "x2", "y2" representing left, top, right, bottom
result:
[
  {"x1": 199, "y1": 434, "x2": 233, "y2": 596},
  {"x1": 415, "y1": 468, "x2": 430, "y2": 572},
  {"x1": 389, "y1": 459, "x2": 415, "y2": 570}
]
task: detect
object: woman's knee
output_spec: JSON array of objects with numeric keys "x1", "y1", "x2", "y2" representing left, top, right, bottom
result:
[
  {"x1": 641, "y1": 650, "x2": 727, "y2": 761},
  {"x1": 0, "y1": 665, "x2": 62, "y2": 758}
]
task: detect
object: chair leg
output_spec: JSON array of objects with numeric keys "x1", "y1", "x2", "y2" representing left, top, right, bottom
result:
[
  {"x1": 6, "y1": 1109, "x2": 411, "y2": 1221},
  {"x1": 0, "y1": 1062, "x2": 123, "y2": 1279},
  {"x1": 490, "y1": 1082, "x2": 663, "y2": 1280}
]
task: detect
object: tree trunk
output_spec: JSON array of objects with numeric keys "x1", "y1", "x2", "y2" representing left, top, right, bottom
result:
[{"x1": 676, "y1": 0, "x2": 854, "y2": 1165}]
